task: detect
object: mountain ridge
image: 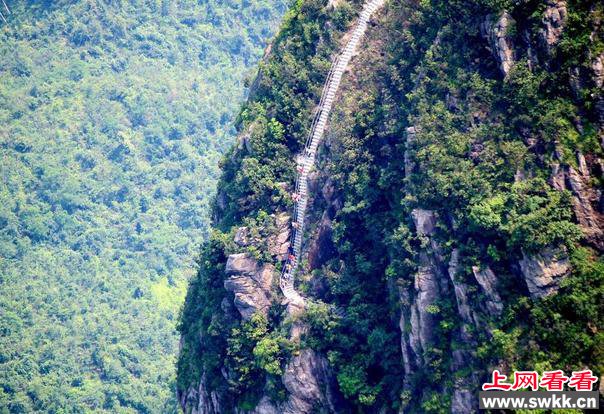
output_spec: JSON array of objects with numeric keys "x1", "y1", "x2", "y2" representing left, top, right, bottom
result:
[{"x1": 178, "y1": 0, "x2": 603, "y2": 412}]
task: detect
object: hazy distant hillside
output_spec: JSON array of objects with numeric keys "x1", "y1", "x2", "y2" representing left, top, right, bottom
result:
[{"x1": 0, "y1": 0, "x2": 287, "y2": 412}]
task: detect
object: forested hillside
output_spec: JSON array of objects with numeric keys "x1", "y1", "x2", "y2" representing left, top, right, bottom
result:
[
  {"x1": 177, "y1": 0, "x2": 603, "y2": 412},
  {"x1": 0, "y1": 0, "x2": 287, "y2": 412}
]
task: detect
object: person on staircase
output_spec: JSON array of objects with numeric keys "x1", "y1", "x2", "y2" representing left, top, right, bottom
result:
[{"x1": 284, "y1": 247, "x2": 295, "y2": 271}]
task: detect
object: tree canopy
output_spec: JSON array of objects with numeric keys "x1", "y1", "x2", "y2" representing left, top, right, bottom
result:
[{"x1": 0, "y1": 0, "x2": 287, "y2": 412}]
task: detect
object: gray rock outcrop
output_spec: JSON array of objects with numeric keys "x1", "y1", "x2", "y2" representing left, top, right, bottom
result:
[
  {"x1": 398, "y1": 209, "x2": 446, "y2": 375},
  {"x1": 410, "y1": 265, "x2": 440, "y2": 364},
  {"x1": 448, "y1": 250, "x2": 480, "y2": 413},
  {"x1": 179, "y1": 372, "x2": 224, "y2": 414},
  {"x1": 550, "y1": 154, "x2": 604, "y2": 250},
  {"x1": 224, "y1": 253, "x2": 273, "y2": 320},
  {"x1": 244, "y1": 350, "x2": 343, "y2": 414},
  {"x1": 280, "y1": 350, "x2": 342, "y2": 413},
  {"x1": 411, "y1": 208, "x2": 437, "y2": 236},
  {"x1": 482, "y1": 11, "x2": 516, "y2": 76},
  {"x1": 540, "y1": 0, "x2": 568, "y2": 55},
  {"x1": 567, "y1": 167, "x2": 604, "y2": 250},
  {"x1": 519, "y1": 246, "x2": 571, "y2": 298},
  {"x1": 267, "y1": 213, "x2": 291, "y2": 260},
  {"x1": 234, "y1": 226, "x2": 251, "y2": 247},
  {"x1": 448, "y1": 250, "x2": 480, "y2": 338},
  {"x1": 451, "y1": 386, "x2": 476, "y2": 414},
  {"x1": 472, "y1": 265, "x2": 503, "y2": 316}
]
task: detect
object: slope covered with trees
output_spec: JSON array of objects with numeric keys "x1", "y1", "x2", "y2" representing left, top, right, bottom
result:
[
  {"x1": 177, "y1": 0, "x2": 603, "y2": 412},
  {"x1": 0, "y1": 0, "x2": 287, "y2": 412}
]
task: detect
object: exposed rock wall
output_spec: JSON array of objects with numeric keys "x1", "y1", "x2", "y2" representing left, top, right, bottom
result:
[
  {"x1": 181, "y1": 128, "x2": 347, "y2": 413},
  {"x1": 181, "y1": 350, "x2": 342, "y2": 414},
  {"x1": 481, "y1": 11, "x2": 516, "y2": 76},
  {"x1": 447, "y1": 250, "x2": 479, "y2": 414},
  {"x1": 179, "y1": 372, "x2": 225, "y2": 414},
  {"x1": 540, "y1": 0, "x2": 568, "y2": 55},
  {"x1": 471, "y1": 265, "x2": 503, "y2": 316},
  {"x1": 519, "y1": 247, "x2": 571, "y2": 298},
  {"x1": 224, "y1": 253, "x2": 274, "y2": 320},
  {"x1": 398, "y1": 210, "x2": 443, "y2": 374},
  {"x1": 551, "y1": 153, "x2": 604, "y2": 251},
  {"x1": 238, "y1": 350, "x2": 342, "y2": 414}
]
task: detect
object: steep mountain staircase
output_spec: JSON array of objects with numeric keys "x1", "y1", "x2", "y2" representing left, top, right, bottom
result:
[{"x1": 280, "y1": 0, "x2": 386, "y2": 305}]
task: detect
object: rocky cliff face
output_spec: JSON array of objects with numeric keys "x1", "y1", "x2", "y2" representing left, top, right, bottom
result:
[
  {"x1": 252, "y1": 349, "x2": 344, "y2": 414},
  {"x1": 178, "y1": 208, "x2": 344, "y2": 414},
  {"x1": 481, "y1": 11, "x2": 516, "y2": 76},
  {"x1": 178, "y1": 1, "x2": 603, "y2": 413}
]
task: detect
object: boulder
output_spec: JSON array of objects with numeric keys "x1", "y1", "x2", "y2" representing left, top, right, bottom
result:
[
  {"x1": 225, "y1": 253, "x2": 259, "y2": 276},
  {"x1": 224, "y1": 253, "x2": 273, "y2": 320}
]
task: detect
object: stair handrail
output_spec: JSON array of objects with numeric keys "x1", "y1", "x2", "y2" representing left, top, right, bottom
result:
[{"x1": 280, "y1": 0, "x2": 385, "y2": 298}]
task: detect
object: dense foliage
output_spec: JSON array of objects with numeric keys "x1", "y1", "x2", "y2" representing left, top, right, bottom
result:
[
  {"x1": 313, "y1": 0, "x2": 603, "y2": 410},
  {"x1": 0, "y1": 0, "x2": 287, "y2": 412},
  {"x1": 177, "y1": 1, "x2": 361, "y2": 409},
  {"x1": 177, "y1": 0, "x2": 602, "y2": 412}
]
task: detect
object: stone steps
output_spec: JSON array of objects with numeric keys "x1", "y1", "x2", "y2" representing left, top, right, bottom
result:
[{"x1": 280, "y1": 0, "x2": 385, "y2": 303}]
